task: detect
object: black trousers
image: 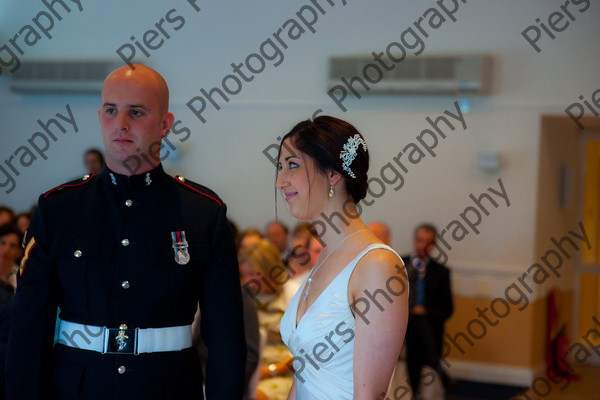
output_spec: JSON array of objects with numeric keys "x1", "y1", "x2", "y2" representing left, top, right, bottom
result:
[{"x1": 405, "y1": 315, "x2": 439, "y2": 394}]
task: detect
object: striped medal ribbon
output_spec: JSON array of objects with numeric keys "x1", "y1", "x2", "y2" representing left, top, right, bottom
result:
[{"x1": 171, "y1": 231, "x2": 190, "y2": 265}]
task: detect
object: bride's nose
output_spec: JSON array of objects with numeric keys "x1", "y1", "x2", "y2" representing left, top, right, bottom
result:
[{"x1": 276, "y1": 172, "x2": 288, "y2": 190}]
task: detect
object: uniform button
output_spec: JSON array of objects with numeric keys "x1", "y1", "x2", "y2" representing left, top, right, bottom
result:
[
  {"x1": 82, "y1": 174, "x2": 90, "y2": 181},
  {"x1": 121, "y1": 280, "x2": 130, "y2": 289},
  {"x1": 121, "y1": 239, "x2": 130, "y2": 247},
  {"x1": 119, "y1": 324, "x2": 128, "y2": 329},
  {"x1": 178, "y1": 176, "x2": 185, "y2": 182},
  {"x1": 74, "y1": 250, "x2": 83, "y2": 258},
  {"x1": 118, "y1": 365, "x2": 126, "y2": 374},
  {"x1": 125, "y1": 199, "x2": 133, "y2": 207}
]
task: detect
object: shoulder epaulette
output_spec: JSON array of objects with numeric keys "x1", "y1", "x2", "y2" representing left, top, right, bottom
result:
[
  {"x1": 43, "y1": 173, "x2": 94, "y2": 198},
  {"x1": 172, "y1": 175, "x2": 223, "y2": 207}
]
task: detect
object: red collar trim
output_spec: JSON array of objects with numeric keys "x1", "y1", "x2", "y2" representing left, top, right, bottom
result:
[
  {"x1": 173, "y1": 176, "x2": 222, "y2": 207},
  {"x1": 44, "y1": 173, "x2": 94, "y2": 198}
]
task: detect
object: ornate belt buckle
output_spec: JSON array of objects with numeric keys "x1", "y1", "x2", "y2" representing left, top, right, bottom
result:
[{"x1": 104, "y1": 325, "x2": 137, "y2": 354}]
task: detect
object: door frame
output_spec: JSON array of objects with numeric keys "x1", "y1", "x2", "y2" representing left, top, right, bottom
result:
[{"x1": 574, "y1": 129, "x2": 600, "y2": 366}]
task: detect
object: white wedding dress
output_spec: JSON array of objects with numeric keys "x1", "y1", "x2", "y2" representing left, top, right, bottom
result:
[{"x1": 280, "y1": 243, "x2": 404, "y2": 400}]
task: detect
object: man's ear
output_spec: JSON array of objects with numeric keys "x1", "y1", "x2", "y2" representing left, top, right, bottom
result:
[{"x1": 161, "y1": 112, "x2": 175, "y2": 137}]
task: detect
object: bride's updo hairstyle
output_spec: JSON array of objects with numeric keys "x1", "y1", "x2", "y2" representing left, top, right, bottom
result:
[{"x1": 278, "y1": 116, "x2": 369, "y2": 204}]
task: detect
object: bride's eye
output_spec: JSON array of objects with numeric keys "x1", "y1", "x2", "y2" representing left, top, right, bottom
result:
[{"x1": 289, "y1": 161, "x2": 298, "y2": 168}]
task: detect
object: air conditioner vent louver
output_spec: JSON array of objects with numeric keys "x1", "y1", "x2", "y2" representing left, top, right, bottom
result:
[
  {"x1": 328, "y1": 54, "x2": 492, "y2": 95},
  {"x1": 10, "y1": 60, "x2": 121, "y2": 93},
  {"x1": 425, "y1": 58, "x2": 455, "y2": 79},
  {"x1": 392, "y1": 59, "x2": 421, "y2": 80}
]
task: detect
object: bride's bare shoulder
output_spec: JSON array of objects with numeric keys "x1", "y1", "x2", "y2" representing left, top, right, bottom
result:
[{"x1": 349, "y1": 243, "x2": 405, "y2": 290}]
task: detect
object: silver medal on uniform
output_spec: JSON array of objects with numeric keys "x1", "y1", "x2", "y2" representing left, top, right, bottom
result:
[{"x1": 171, "y1": 231, "x2": 190, "y2": 265}]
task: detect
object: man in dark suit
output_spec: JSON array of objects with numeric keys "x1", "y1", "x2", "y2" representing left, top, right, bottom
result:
[
  {"x1": 6, "y1": 65, "x2": 246, "y2": 399},
  {"x1": 402, "y1": 223, "x2": 453, "y2": 396}
]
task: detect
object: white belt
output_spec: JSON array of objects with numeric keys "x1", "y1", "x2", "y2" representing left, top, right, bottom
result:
[{"x1": 56, "y1": 320, "x2": 192, "y2": 355}]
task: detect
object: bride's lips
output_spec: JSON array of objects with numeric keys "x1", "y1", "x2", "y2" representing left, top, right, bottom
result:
[{"x1": 284, "y1": 192, "x2": 297, "y2": 202}]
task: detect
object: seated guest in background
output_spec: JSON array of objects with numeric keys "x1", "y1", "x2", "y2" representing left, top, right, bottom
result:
[
  {"x1": 305, "y1": 235, "x2": 322, "y2": 276},
  {"x1": 239, "y1": 239, "x2": 293, "y2": 400},
  {"x1": 15, "y1": 212, "x2": 31, "y2": 236},
  {"x1": 240, "y1": 228, "x2": 264, "y2": 250},
  {"x1": 83, "y1": 148, "x2": 105, "y2": 175},
  {"x1": 265, "y1": 221, "x2": 290, "y2": 261},
  {"x1": 283, "y1": 224, "x2": 321, "y2": 305},
  {"x1": 0, "y1": 207, "x2": 15, "y2": 227},
  {"x1": 402, "y1": 223, "x2": 454, "y2": 396},
  {"x1": 0, "y1": 225, "x2": 21, "y2": 292},
  {"x1": 367, "y1": 221, "x2": 392, "y2": 246},
  {"x1": 288, "y1": 222, "x2": 315, "y2": 268},
  {"x1": 0, "y1": 272, "x2": 14, "y2": 400}
]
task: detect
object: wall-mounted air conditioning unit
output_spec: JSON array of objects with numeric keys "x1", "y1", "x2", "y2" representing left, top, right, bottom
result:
[
  {"x1": 328, "y1": 54, "x2": 492, "y2": 95},
  {"x1": 10, "y1": 60, "x2": 122, "y2": 93}
]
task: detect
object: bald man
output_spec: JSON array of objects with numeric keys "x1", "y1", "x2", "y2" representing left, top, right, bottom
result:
[{"x1": 6, "y1": 65, "x2": 246, "y2": 400}]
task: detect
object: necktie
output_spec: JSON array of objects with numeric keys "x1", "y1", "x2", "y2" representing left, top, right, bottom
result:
[{"x1": 414, "y1": 258, "x2": 425, "y2": 306}]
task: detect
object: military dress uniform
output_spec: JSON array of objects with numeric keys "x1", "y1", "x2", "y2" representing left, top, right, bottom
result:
[{"x1": 6, "y1": 164, "x2": 246, "y2": 400}]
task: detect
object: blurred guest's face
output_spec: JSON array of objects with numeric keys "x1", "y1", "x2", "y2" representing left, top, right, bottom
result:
[
  {"x1": 0, "y1": 233, "x2": 20, "y2": 265},
  {"x1": 240, "y1": 234, "x2": 261, "y2": 250},
  {"x1": 239, "y1": 261, "x2": 258, "y2": 285},
  {"x1": 266, "y1": 223, "x2": 288, "y2": 253},
  {"x1": 287, "y1": 231, "x2": 310, "y2": 267},
  {"x1": 292, "y1": 230, "x2": 310, "y2": 249},
  {"x1": 414, "y1": 228, "x2": 436, "y2": 258},
  {"x1": 84, "y1": 153, "x2": 104, "y2": 174},
  {"x1": 239, "y1": 260, "x2": 277, "y2": 293},
  {"x1": 307, "y1": 236, "x2": 323, "y2": 268},
  {"x1": 368, "y1": 223, "x2": 391, "y2": 246},
  {"x1": 16, "y1": 215, "x2": 30, "y2": 234},
  {"x1": 0, "y1": 211, "x2": 12, "y2": 227}
]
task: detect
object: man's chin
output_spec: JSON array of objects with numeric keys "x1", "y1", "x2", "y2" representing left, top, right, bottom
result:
[{"x1": 106, "y1": 152, "x2": 145, "y2": 175}]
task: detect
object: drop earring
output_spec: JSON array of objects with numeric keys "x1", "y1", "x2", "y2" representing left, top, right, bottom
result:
[{"x1": 328, "y1": 185, "x2": 334, "y2": 198}]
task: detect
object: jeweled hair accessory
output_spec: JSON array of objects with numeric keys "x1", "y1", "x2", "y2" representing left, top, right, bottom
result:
[{"x1": 340, "y1": 134, "x2": 367, "y2": 178}]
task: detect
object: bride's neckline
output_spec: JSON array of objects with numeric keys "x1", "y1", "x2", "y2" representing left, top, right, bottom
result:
[{"x1": 294, "y1": 242, "x2": 386, "y2": 329}]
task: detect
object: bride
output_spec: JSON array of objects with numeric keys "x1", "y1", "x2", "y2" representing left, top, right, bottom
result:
[{"x1": 277, "y1": 116, "x2": 409, "y2": 400}]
